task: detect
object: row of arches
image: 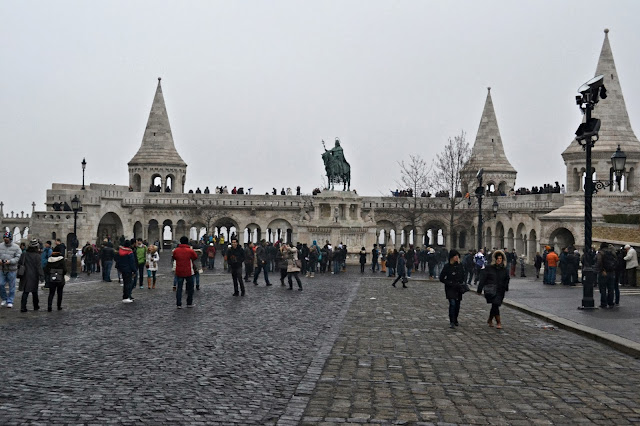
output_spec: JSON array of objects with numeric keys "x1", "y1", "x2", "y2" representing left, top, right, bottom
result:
[
  {"x1": 130, "y1": 173, "x2": 186, "y2": 193},
  {"x1": 3, "y1": 226, "x2": 30, "y2": 241}
]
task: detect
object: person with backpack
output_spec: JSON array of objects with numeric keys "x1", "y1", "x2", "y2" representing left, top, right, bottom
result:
[
  {"x1": 545, "y1": 247, "x2": 559, "y2": 285},
  {"x1": 44, "y1": 247, "x2": 67, "y2": 311},
  {"x1": 473, "y1": 249, "x2": 485, "y2": 285},
  {"x1": 596, "y1": 242, "x2": 617, "y2": 308}
]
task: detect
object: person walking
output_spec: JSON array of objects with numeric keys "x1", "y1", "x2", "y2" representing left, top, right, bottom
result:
[
  {"x1": 285, "y1": 243, "x2": 303, "y2": 291},
  {"x1": 624, "y1": 244, "x2": 638, "y2": 287},
  {"x1": 100, "y1": 241, "x2": 115, "y2": 282},
  {"x1": 146, "y1": 244, "x2": 159, "y2": 289},
  {"x1": 477, "y1": 250, "x2": 510, "y2": 329},
  {"x1": 371, "y1": 244, "x2": 379, "y2": 273},
  {"x1": 252, "y1": 240, "x2": 271, "y2": 286},
  {"x1": 116, "y1": 240, "x2": 137, "y2": 303},
  {"x1": 19, "y1": 239, "x2": 44, "y2": 312},
  {"x1": 276, "y1": 243, "x2": 288, "y2": 285},
  {"x1": 172, "y1": 236, "x2": 198, "y2": 308},
  {"x1": 391, "y1": 250, "x2": 408, "y2": 288},
  {"x1": 0, "y1": 231, "x2": 22, "y2": 308},
  {"x1": 44, "y1": 247, "x2": 67, "y2": 311},
  {"x1": 134, "y1": 238, "x2": 147, "y2": 289},
  {"x1": 534, "y1": 252, "x2": 543, "y2": 280},
  {"x1": 359, "y1": 247, "x2": 367, "y2": 273},
  {"x1": 243, "y1": 242, "x2": 255, "y2": 281},
  {"x1": 439, "y1": 249, "x2": 465, "y2": 328},
  {"x1": 227, "y1": 237, "x2": 246, "y2": 296}
]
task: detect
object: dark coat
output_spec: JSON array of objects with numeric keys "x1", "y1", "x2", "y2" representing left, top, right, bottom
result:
[
  {"x1": 478, "y1": 264, "x2": 509, "y2": 305},
  {"x1": 226, "y1": 245, "x2": 245, "y2": 268},
  {"x1": 255, "y1": 245, "x2": 268, "y2": 265},
  {"x1": 396, "y1": 255, "x2": 406, "y2": 275},
  {"x1": 359, "y1": 250, "x2": 367, "y2": 264},
  {"x1": 44, "y1": 255, "x2": 67, "y2": 288},
  {"x1": 19, "y1": 249, "x2": 44, "y2": 293},
  {"x1": 244, "y1": 246, "x2": 255, "y2": 265},
  {"x1": 439, "y1": 261, "x2": 465, "y2": 300}
]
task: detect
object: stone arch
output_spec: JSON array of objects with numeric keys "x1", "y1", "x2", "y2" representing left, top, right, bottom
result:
[
  {"x1": 507, "y1": 228, "x2": 515, "y2": 251},
  {"x1": 151, "y1": 174, "x2": 162, "y2": 192},
  {"x1": 495, "y1": 222, "x2": 505, "y2": 248},
  {"x1": 148, "y1": 219, "x2": 160, "y2": 246},
  {"x1": 132, "y1": 173, "x2": 142, "y2": 192},
  {"x1": 486, "y1": 182, "x2": 496, "y2": 193},
  {"x1": 133, "y1": 221, "x2": 143, "y2": 240},
  {"x1": 528, "y1": 229, "x2": 538, "y2": 259},
  {"x1": 189, "y1": 221, "x2": 207, "y2": 241},
  {"x1": 485, "y1": 226, "x2": 492, "y2": 250},
  {"x1": 213, "y1": 217, "x2": 240, "y2": 243},
  {"x1": 98, "y1": 212, "x2": 124, "y2": 243},
  {"x1": 375, "y1": 219, "x2": 396, "y2": 247},
  {"x1": 549, "y1": 227, "x2": 575, "y2": 251},
  {"x1": 424, "y1": 220, "x2": 447, "y2": 247},
  {"x1": 267, "y1": 218, "x2": 293, "y2": 244},
  {"x1": 162, "y1": 219, "x2": 174, "y2": 249},
  {"x1": 516, "y1": 223, "x2": 526, "y2": 255},
  {"x1": 498, "y1": 181, "x2": 507, "y2": 194},
  {"x1": 243, "y1": 222, "x2": 262, "y2": 244},
  {"x1": 165, "y1": 174, "x2": 175, "y2": 193}
]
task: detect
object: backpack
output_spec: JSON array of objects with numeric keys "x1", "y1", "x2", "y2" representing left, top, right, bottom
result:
[
  {"x1": 474, "y1": 254, "x2": 485, "y2": 268},
  {"x1": 603, "y1": 250, "x2": 617, "y2": 272},
  {"x1": 49, "y1": 268, "x2": 65, "y2": 284}
]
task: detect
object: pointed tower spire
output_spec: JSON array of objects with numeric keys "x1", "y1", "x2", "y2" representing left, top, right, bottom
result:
[
  {"x1": 128, "y1": 78, "x2": 187, "y2": 193},
  {"x1": 562, "y1": 29, "x2": 640, "y2": 194},
  {"x1": 461, "y1": 88, "x2": 517, "y2": 194},
  {"x1": 129, "y1": 78, "x2": 187, "y2": 167}
]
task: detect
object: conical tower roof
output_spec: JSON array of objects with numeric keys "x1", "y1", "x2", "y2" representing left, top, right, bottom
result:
[
  {"x1": 463, "y1": 88, "x2": 516, "y2": 174},
  {"x1": 128, "y1": 78, "x2": 187, "y2": 167},
  {"x1": 563, "y1": 29, "x2": 640, "y2": 156}
]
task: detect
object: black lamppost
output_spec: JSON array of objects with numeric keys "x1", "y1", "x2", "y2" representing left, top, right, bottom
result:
[
  {"x1": 467, "y1": 169, "x2": 500, "y2": 250},
  {"x1": 574, "y1": 75, "x2": 627, "y2": 309},
  {"x1": 81, "y1": 158, "x2": 87, "y2": 190},
  {"x1": 70, "y1": 195, "x2": 81, "y2": 278}
]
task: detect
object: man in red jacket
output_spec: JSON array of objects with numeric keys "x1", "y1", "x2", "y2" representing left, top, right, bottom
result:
[{"x1": 172, "y1": 236, "x2": 198, "y2": 308}]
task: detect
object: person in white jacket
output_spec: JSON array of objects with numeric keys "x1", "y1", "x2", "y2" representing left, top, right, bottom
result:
[
  {"x1": 145, "y1": 245, "x2": 160, "y2": 289},
  {"x1": 624, "y1": 245, "x2": 638, "y2": 287}
]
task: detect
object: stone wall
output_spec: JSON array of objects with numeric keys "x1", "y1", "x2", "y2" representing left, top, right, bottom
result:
[{"x1": 593, "y1": 223, "x2": 640, "y2": 245}]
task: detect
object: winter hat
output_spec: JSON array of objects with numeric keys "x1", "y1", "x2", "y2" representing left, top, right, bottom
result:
[
  {"x1": 448, "y1": 249, "x2": 460, "y2": 260},
  {"x1": 29, "y1": 238, "x2": 39, "y2": 248},
  {"x1": 3, "y1": 231, "x2": 12, "y2": 240}
]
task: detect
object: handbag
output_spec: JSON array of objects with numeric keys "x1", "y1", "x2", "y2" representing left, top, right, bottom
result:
[
  {"x1": 17, "y1": 254, "x2": 26, "y2": 279},
  {"x1": 401, "y1": 276, "x2": 408, "y2": 284},
  {"x1": 459, "y1": 283, "x2": 470, "y2": 294}
]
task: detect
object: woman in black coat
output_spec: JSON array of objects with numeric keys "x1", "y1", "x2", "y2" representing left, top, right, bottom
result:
[
  {"x1": 44, "y1": 248, "x2": 67, "y2": 311},
  {"x1": 439, "y1": 249, "x2": 465, "y2": 328},
  {"x1": 359, "y1": 247, "x2": 367, "y2": 273},
  {"x1": 477, "y1": 250, "x2": 510, "y2": 329},
  {"x1": 19, "y1": 239, "x2": 44, "y2": 312}
]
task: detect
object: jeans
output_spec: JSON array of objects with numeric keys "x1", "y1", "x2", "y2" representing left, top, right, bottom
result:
[
  {"x1": 0, "y1": 270, "x2": 17, "y2": 304},
  {"x1": 548, "y1": 266, "x2": 557, "y2": 284},
  {"x1": 48, "y1": 283, "x2": 64, "y2": 309},
  {"x1": 122, "y1": 271, "x2": 133, "y2": 300},
  {"x1": 137, "y1": 264, "x2": 146, "y2": 287},
  {"x1": 194, "y1": 272, "x2": 200, "y2": 287},
  {"x1": 253, "y1": 262, "x2": 270, "y2": 284},
  {"x1": 231, "y1": 265, "x2": 245, "y2": 294},
  {"x1": 333, "y1": 260, "x2": 340, "y2": 274},
  {"x1": 244, "y1": 263, "x2": 254, "y2": 280},
  {"x1": 387, "y1": 266, "x2": 395, "y2": 277},
  {"x1": 466, "y1": 268, "x2": 474, "y2": 285},
  {"x1": 176, "y1": 275, "x2": 194, "y2": 306},
  {"x1": 448, "y1": 298, "x2": 461, "y2": 324},
  {"x1": 598, "y1": 272, "x2": 615, "y2": 307},
  {"x1": 371, "y1": 261, "x2": 378, "y2": 272},
  {"x1": 102, "y1": 260, "x2": 113, "y2": 282},
  {"x1": 208, "y1": 256, "x2": 215, "y2": 269},
  {"x1": 407, "y1": 265, "x2": 412, "y2": 278}
]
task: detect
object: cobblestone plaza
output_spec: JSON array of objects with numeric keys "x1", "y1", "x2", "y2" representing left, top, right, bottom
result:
[{"x1": 2, "y1": 260, "x2": 640, "y2": 424}]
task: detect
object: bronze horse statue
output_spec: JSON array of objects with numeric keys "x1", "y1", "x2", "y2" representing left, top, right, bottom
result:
[{"x1": 322, "y1": 140, "x2": 351, "y2": 191}]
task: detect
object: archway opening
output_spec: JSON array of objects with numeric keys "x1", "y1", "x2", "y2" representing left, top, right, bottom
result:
[{"x1": 98, "y1": 212, "x2": 124, "y2": 244}]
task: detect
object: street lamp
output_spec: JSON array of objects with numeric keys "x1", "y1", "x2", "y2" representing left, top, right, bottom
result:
[
  {"x1": 468, "y1": 169, "x2": 500, "y2": 251},
  {"x1": 575, "y1": 75, "x2": 627, "y2": 309},
  {"x1": 492, "y1": 199, "x2": 499, "y2": 218},
  {"x1": 70, "y1": 195, "x2": 81, "y2": 278},
  {"x1": 81, "y1": 158, "x2": 87, "y2": 190}
]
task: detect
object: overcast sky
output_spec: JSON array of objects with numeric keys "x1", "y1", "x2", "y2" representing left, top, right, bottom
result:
[{"x1": 2, "y1": 1, "x2": 640, "y2": 212}]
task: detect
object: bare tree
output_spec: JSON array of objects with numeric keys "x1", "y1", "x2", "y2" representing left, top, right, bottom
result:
[
  {"x1": 434, "y1": 131, "x2": 472, "y2": 244},
  {"x1": 191, "y1": 205, "x2": 229, "y2": 238},
  {"x1": 393, "y1": 155, "x2": 433, "y2": 246}
]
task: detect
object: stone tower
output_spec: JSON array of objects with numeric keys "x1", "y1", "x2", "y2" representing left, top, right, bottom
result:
[
  {"x1": 562, "y1": 29, "x2": 640, "y2": 196},
  {"x1": 461, "y1": 88, "x2": 517, "y2": 195},
  {"x1": 128, "y1": 78, "x2": 187, "y2": 193}
]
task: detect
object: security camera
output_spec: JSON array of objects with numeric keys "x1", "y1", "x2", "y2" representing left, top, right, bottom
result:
[{"x1": 578, "y1": 75, "x2": 604, "y2": 95}]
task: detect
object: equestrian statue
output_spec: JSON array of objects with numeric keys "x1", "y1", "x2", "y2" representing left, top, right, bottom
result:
[{"x1": 322, "y1": 138, "x2": 351, "y2": 191}]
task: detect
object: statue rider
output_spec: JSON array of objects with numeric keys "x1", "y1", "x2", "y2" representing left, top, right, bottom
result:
[{"x1": 325, "y1": 138, "x2": 346, "y2": 177}]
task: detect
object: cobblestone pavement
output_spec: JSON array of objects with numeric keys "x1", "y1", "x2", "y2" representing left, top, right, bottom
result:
[
  {"x1": 0, "y1": 264, "x2": 358, "y2": 425},
  {"x1": 3, "y1": 263, "x2": 640, "y2": 424},
  {"x1": 302, "y1": 276, "x2": 640, "y2": 425}
]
